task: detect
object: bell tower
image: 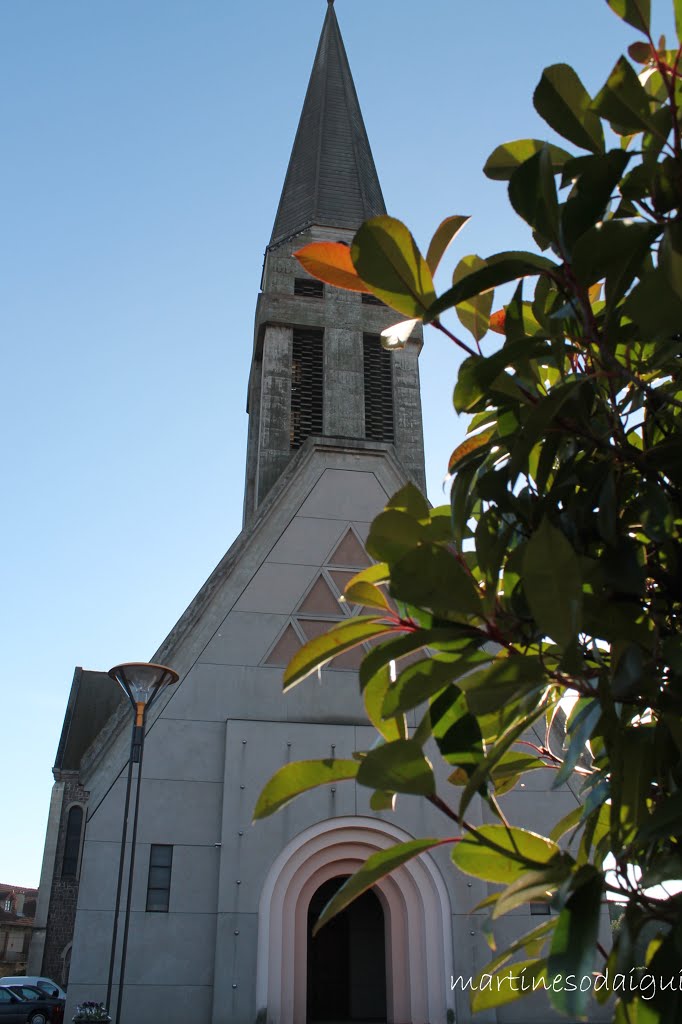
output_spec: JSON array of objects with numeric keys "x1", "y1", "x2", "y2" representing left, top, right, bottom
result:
[{"x1": 243, "y1": 0, "x2": 426, "y2": 524}]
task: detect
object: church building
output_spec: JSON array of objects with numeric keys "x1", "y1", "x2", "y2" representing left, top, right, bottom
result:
[{"x1": 30, "y1": 5, "x2": 608, "y2": 1022}]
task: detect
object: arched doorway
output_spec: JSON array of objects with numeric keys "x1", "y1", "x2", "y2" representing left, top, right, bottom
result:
[
  {"x1": 306, "y1": 876, "x2": 387, "y2": 1023},
  {"x1": 256, "y1": 817, "x2": 455, "y2": 1023}
]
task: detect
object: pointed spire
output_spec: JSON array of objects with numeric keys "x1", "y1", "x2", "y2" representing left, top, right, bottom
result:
[{"x1": 269, "y1": 2, "x2": 386, "y2": 246}]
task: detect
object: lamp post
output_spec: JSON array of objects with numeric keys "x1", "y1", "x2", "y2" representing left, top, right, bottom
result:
[{"x1": 104, "y1": 662, "x2": 178, "y2": 1024}]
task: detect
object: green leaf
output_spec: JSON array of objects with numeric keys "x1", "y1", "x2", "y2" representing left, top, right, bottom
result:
[
  {"x1": 676, "y1": 0, "x2": 682, "y2": 40},
  {"x1": 553, "y1": 699, "x2": 602, "y2": 789},
  {"x1": 660, "y1": 222, "x2": 682, "y2": 296},
  {"x1": 644, "y1": 931, "x2": 682, "y2": 1019},
  {"x1": 547, "y1": 868, "x2": 603, "y2": 1016},
  {"x1": 453, "y1": 255, "x2": 494, "y2": 341},
  {"x1": 430, "y1": 687, "x2": 483, "y2": 777},
  {"x1": 358, "y1": 628, "x2": 469, "y2": 693},
  {"x1": 533, "y1": 64, "x2": 605, "y2": 154},
  {"x1": 484, "y1": 138, "x2": 572, "y2": 180},
  {"x1": 344, "y1": 580, "x2": 391, "y2": 612},
  {"x1": 509, "y1": 380, "x2": 581, "y2": 482},
  {"x1": 385, "y1": 482, "x2": 430, "y2": 520},
  {"x1": 633, "y1": 790, "x2": 682, "y2": 844},
  {"x1": 607, "y1": 0, "x2": 651, "y2": 33},
  {"x1": 508, "y1": 146, "x2": 560, "y2": 243},
  {"x1": 624, "y1": 266, "x2": 682, "y2": 337},
  {"x1": 459, "y1": 697, "x2": 551, "y2": 815},
  {"x1": 369, "y1": 789, "x2": 395, "y2": 812},
  {"x1": 592, "y1": 57, "x2": 658, "y2": 134},
  {"x1": 452, "y1": 824, "x2": 561, "y2": 883},
  {"x1": 356, "y1": 738, "x2": 436, "y2": 795},
  {"x1": 457, "y1": 654, "x2": 547, "y2": 716},
  {"x1": 523, "y1": 518, "x2": 582, "y2": 649},
  {"x1": 614, "y1": 997, "x2": 661, "y2": 1023},
  {"x1": 345, "y1": 563, "x2": 390, "y2": 589},
  {"x1": 283, "y1": 616, "x2": 396, "y2": 690},
  {"x1": 430, "y1": 251, "x2": 557, "y2": 320},
  {"x1": 425, "y1": 215, "x2": 470, "y2": 274},
  {"x1": 382, "y1": 650, "x2": 489, "y2": 716},
  {"x1": 569, "y1": 216, "x2": 659, "y2": 307},
  {"x1": 253, "y1": 759, "x2": 358, "y2": 819},
  {"x1": 491, "y1": 751, "x2": 549, "y2": 796},
  {"x1": 363, "y1": 665, "x2": 405, "y2": 742},
  {"x1": 561, "y1": 149, "x2": 631, "y2": 250},
  {"x1": 351, "y1": 215, "x2": 436, "y2": 318},
  {"x1": 476, "y1": 919, "x2": 557, "y2": 980},
  {"x1": 470, "y1": 959, "x2": 549, "y2": 1012},
  {"x1": 313, "y1": 838, "x2": 445, "y2": 935},
  {"x1": 390, "y1": 544, "x2": 482, "y2": 618},
  {"x1": 493, "y1": 863, "x2": 571, "y2": 918},
  {"x1": 365, "y1": 509, "x2": 423, "y2": 562},
  {"x1": 452, "y1": 337, "x2": 549, "y2": 413}
]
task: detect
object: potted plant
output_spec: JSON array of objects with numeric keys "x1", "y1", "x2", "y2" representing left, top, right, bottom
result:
[{"x1": 72, "y1": 1002, "x2": 111, "y2": 1022}]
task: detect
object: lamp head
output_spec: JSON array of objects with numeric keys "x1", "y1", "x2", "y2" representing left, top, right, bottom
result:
[{"x1": 108, "y1": 662, "x2": 179, "y2": 715}]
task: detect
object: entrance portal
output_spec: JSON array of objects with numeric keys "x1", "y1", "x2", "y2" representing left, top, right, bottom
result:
[{"x1": 306, "y1": 876, "x2": 387, "y2": 1023}]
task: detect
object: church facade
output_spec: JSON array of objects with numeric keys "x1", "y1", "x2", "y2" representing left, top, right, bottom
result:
[{"x1": 31, "y1": 5, "x2": 610, "y2": 1023}]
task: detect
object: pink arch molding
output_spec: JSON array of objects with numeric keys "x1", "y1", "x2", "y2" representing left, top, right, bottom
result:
[{"x1": 256, "y1": 816, "x2": 455, "y2": 1024}]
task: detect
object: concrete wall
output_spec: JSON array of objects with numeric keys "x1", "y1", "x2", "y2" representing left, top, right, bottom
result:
[{"x1": 66, "y1": 449, "x2": 610, "y2": 1024}]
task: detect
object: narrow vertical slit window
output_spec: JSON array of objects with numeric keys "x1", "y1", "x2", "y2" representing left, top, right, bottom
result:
[
  {"x1": 291, "y1": 328, "x2": 324, "y2": 449},
  {"x1": 146, "y1": 844, "x2": 173, "y2": 912},
  {"x1": 61, "y1": 805, "x2": 84, "y2": 878},
  {"x1": 363, "y1": 334, "x2": 394, "y2": 443}
]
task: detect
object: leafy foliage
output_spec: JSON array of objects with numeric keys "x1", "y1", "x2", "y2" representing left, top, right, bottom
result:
[{"x1": 264, "y1": 5, "x2": 682, "y2": 1020}]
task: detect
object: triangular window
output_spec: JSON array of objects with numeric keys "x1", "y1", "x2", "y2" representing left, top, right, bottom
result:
[
  {"x1": 328, "y1": 528, "x2": 371, "y2": 568},
  {"x1": 264, "y1": 624, "x2": 303, "y2": 667}
]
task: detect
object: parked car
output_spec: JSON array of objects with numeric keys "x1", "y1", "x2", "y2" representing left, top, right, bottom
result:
[
  {"x1": 0, "y1": 983, "x2": 64, "y2": 1003},
  {"x1": 0, "y1": 984, "x2": 63, "y2": 1024}
]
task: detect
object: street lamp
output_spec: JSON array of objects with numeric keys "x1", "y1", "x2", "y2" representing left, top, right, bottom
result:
[{"x1": 104, "y1": 663, "x2": 178, "y2": 1024}]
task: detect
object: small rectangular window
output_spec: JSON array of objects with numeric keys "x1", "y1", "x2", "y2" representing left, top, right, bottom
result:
[
  {"x1": 361, "y1": 293, "x2": 385, "y2": 307},
  {"x1": 530, "y1": 901, "x2": 551, "y2": 915},
  {"x1": 363, "y1": 334, "x2": 394, "y2": 443},
  {"x1": 146, "y1": 844, "x2": 173, "y2": 912},
  {"x1": 294, "y1": 278, "x2": 324, "y2": 298}
]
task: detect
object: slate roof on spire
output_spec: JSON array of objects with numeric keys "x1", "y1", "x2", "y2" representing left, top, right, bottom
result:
[{"x1": 269, "y1": 3, "x2": 386, "y2": 246}]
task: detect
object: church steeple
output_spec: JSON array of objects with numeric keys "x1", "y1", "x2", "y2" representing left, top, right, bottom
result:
[
  {"x1": 270, "y1": 0, "x2": 385, "y2": 245},
  {"x1": 243, "y1": 4, "x2": 425, "y2": 526}
]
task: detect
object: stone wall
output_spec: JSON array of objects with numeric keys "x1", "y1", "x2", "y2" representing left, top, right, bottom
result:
[{"x1": 42, "y1": 772, "x2": 89, "y2": 987}]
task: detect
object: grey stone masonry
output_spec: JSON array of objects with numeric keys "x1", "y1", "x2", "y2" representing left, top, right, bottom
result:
[
  {"x1": 243, "y1": 225, "x2": 426, "y2": 524},
  {"x1": 42, "y1": 772, "x2": 89, "y2": 987}
]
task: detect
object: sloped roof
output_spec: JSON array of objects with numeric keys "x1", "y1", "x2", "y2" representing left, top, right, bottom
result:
[
  {"x1": 270, "y1": 0, "x2": 386, "y2": 245},
  {"x1": 54, "y1": 668, "x2": 125, "y2": 772}
]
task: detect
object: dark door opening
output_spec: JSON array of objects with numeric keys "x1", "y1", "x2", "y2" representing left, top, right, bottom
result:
[{"x1": 307, "y1": 876, "x2": 387, "y2": 1023}]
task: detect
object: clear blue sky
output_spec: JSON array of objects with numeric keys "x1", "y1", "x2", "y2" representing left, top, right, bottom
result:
[{"x1": 1, "y1": 0, "x2": 673, "y2": 887}]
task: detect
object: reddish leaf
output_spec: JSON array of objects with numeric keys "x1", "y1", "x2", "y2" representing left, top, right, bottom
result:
[
  {"x1": 628, "y1": 41, "x2": 652, "y2": 63},
  {"x1": 448, "y1": 428, "x2": 496, "y2": 475},
  {"x1": 489, "y1": 308, "x2": 507, "y2": 334},
  {"x1": 294, "y1": 242, "x2": 371, "y2": 293}
]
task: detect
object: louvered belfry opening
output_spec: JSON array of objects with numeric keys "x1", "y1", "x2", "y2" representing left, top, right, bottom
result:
[
  {"x1": 291, "y1": 328, "x2": 324, "y2": 450},
  {"x1": 363, "y1": 334, "x2": 394, "y2": 443},
  {"x1": 294, "y1": 277, "x2": 324, "y2": 298}
]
